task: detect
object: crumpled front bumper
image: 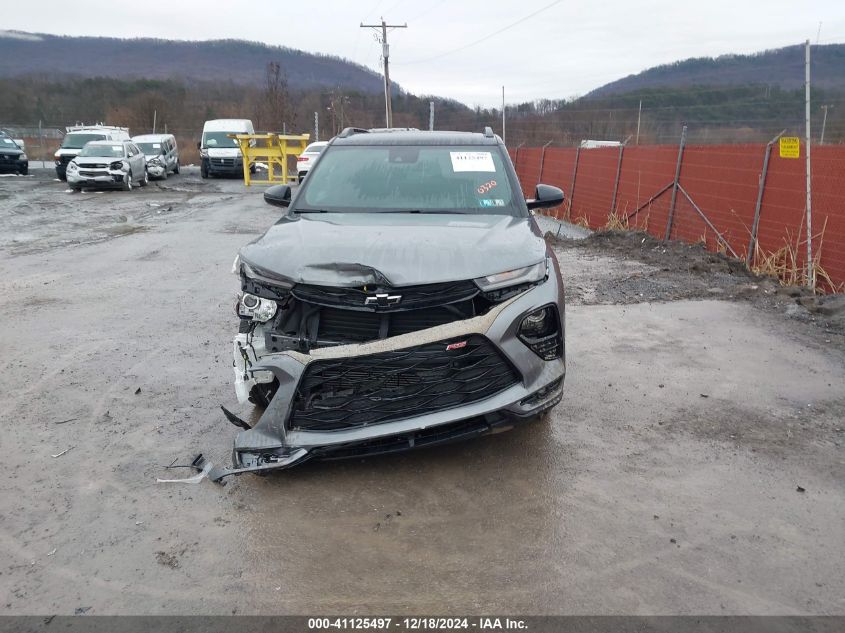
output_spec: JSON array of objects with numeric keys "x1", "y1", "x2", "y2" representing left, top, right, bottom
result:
[
  {"x1": 146, "y1": 162, "x2": 166, "y2": 177},
  {"x1": 213, "y1": 274, "x2": 566, "y2": 481},
  {"x1": 67, "y1": 168, "x2": 128, "y2": 188}
]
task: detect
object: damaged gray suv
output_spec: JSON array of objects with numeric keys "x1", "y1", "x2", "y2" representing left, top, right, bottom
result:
[{"x1": 211, "y1": 127, "x2": 566, "y2": 480}]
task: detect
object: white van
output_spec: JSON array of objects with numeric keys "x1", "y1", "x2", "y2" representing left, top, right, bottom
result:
[
  {"x1": 199, "y1": 119, "x2": 254, "y2": 178},
  {"x1": 55, "y1": 125, "x2": 130, "y2": 180}
]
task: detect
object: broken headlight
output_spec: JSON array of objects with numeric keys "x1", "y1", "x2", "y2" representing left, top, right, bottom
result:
[
  {"x1": 238, "y1": 293, "x2": 277, "y2": 322},
  {"x1": 474, "y1": 259, "x2": 547, "y2": 292}
]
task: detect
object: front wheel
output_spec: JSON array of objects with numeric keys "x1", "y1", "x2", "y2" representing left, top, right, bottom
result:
[
  {"x1": 173, "y1": 161, "x2": 180, "y2": 174},
  {"x1": 123, "y1": 170, "x2": 133, "y2": 191},
  {"x1": 19, "y1": 166, "x2": 28, "y2": 176},
  {"x1": 200, "y1": 163, "x2": 208, "y2": 179},
  {"x1": 140, "y1": 169, "x2": 149, "y2": 187}
]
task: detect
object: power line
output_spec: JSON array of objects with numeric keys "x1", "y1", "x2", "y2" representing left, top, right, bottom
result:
[{"x1": 396, "y1": 0, "x2": 563, "y2": 65}]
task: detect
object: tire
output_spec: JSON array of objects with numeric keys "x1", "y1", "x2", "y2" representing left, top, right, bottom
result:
[
  {"x1": 173, "y1": 161, "x2": 180, "y2": 174},
  {"x1": 58, "y1": 173, "x2": 67, "y2": 182},
  {"x1": 123, "y1": 170, "x2": 133, "y2": 191},
  {"x1": 160, "y1": 166, "x2": 168, "y2": 180},
  {"x1": 19, "y1": 165, "x2": 28, "y2": 176},
  {"x1": 71, "y1": 186, "x2": 82, "y2": 192},
  {"x1": 200, "y1": 163, "x2": 208, "y2": 179},
  {"x1": 140, "y1": 169, "x2": 149, "y2": 187}
]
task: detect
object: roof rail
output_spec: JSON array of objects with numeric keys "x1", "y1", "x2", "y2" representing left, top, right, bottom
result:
[
  {"x1": 338, "y1": 127, "x2": 370, "y2": 138},
  {"x1": 483, "y1": 126, "x2": 494, "y2": 138}
]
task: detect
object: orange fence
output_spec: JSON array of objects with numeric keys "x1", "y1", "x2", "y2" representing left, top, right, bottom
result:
[{"x1": 510, "y1": 142, "x2": 845, "y2": 291}]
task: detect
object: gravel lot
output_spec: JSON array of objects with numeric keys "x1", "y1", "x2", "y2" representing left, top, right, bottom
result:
[{"x1": 1, "y1": 168, "x2": 843, "y2": 615}]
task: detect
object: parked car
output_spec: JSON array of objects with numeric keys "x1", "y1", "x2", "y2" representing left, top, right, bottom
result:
[
  {"x1": 132, "y1": 133, "x2": 180, "y2": 179},
  {"x1": 296, "y1": 141, "x2": 328, "y2": 183},
  {"x1": 0, "y1": 132, "x2": 28, "y2": 175},
  {"x1": 199, "y1": 119, "x2": 254, "y2": 178},
  {"x1": 55, "y1": 125, "x2": 130, "y2": 180},
  {"x1": 210, "y1": 127, "x2": 566, "y2": 480},
  {"x1": 66, "y1": 140, "x2": 148, "y2": 191}
]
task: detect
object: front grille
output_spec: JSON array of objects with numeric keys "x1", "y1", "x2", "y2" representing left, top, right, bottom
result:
[
  {"x1": 289, "y1": 335, "x2": 519, "y2": 430},
  {"x1": 212, "y1": 158, "x2": 236, "y2": 166},
  {"x1": 78, "y1": 163, "x2": 108, "y2": 169},
  {"x1": 266, "y1": 302, "x2": 474, "y2": 351},
  {"x1": 79, "y1": 171, "x2": 102, "y2": 177},
  {"x1": 292, "y1": 280, "x2": 479, "y2": 312}
]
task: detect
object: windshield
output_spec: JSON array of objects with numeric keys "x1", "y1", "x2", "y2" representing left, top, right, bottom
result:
[
  {"x1": 78, "y1": 144, "x2": 125, "y2": 158},
  {"x1": 136, "y1": 142, "x2": 164, "y2": 155},
  {"x1": 202, "y1": 132, "x2": 238, "y2": 148},
  {"x1": 0, "y1": 136, "x2": 19, "y2": 149},
  {"x1": 61, "y1": 133, "x2": 107, "y2": 149},
  {"x1": 298, "y1": 145, "x2": 520, "y2": 215}
]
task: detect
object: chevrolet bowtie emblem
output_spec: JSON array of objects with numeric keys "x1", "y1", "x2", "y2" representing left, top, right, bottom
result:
[{"x1": 364, "y1": 293, "x2": 402, "y2": 307}]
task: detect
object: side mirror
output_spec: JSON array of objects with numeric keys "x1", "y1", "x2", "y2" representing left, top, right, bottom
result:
[
  {"x1": 197, "y1": 141, "x2": 202, "y2": 150},
  {"x1": 526, "y1": 184, "x2": 565, "y2": 210},
  {"x1": 264, "y1": 184, "x2": 292, "y2": 207}
]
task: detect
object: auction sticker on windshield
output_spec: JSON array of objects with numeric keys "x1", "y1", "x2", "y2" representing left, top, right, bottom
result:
[{"x1": 451, "y1": 151, "x2": 495, "y2": 172}]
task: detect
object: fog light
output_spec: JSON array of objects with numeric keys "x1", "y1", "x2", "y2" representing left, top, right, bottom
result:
[
  {"x1": 518, "y1": 305, "x2": 562, "y2": 360},
  {"x1": 238, "y1": 293, "x2": 277, "y2": 322},
  {"x1": 110, "y1": 161, "x2": 124, "y2": 170}
]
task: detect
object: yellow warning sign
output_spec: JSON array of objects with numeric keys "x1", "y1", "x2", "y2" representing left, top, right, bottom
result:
[{"x1": 779, "y1": 137, "x2": 800, "y2": 158}]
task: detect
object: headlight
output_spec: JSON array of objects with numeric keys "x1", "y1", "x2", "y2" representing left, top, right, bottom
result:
[
  {"x1": 474, "y1": 260, "x2": 547, "y2": 291},
  {"x1": 67, "y1": 162, "x2": 78, "y2": 172},
  {"x1": 54, "y1": 151, "x2": 61, "y2": 159},
  {"x1": 238, "y1": 293, "x2": 277, "y2": 322},
  {"x1": 241, "y1": 260, "x2": 293, "y2": 289},
  {"x1": 20, "y1": 153, "x2": 27, "y2": 161},
  {"x1": 109, "y1": 160, "x2": 125, "y2": 171},
  {"x1": 231, "y1": 254, "x2": 241, "y2": 275},
  {"x1": 200, "y1": 148, "x2": 208, "y2": 158}
]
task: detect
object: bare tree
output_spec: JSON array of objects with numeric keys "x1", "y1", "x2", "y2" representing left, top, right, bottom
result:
[{"x1": 262, "y1": 61, "x2": 295, "y2": 133}]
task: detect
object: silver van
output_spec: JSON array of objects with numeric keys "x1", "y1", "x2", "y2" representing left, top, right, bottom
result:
[{"x1": 132, "y1": 134, "x2": 180, "y2": 179}]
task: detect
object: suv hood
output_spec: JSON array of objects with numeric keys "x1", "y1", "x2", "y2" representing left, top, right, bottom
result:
[{"x1": 239, "y1": 213, "x2": 546, "y2": 287}]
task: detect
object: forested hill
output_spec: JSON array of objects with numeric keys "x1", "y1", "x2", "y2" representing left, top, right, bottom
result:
[
  {"x1": 0, "y1": 30, "x2": 386, "y2": 93},
  {"x1": 588, "y1": 43, "x2": 845, "y2": 97}
]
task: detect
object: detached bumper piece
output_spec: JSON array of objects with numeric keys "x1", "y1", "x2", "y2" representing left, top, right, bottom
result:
[{"x1": 290, "y1": 335, "x2": 519, "y2": 431}]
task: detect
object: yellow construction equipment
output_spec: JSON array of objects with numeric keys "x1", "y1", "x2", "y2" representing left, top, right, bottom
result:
[{"x1": 230, "y1": 133, "x2": 310, "y2": 186}]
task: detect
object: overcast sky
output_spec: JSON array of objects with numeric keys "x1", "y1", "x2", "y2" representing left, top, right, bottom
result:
[{"x1": 5, "y1": 0, "x2": 845, "y2": 107}]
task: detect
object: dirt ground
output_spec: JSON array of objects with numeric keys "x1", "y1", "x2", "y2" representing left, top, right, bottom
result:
[{"x1": 0, "y1": 169, "x2": 843, "y2": 615}]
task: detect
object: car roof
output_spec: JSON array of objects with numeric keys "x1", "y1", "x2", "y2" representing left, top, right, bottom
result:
[
  {"x1": 86, "y1": 140, "x2": 129, "y2": 145},
  {"x1": 331, "y1": 129, "x2": 501, "y2": 147},
  {"x1": 132, "y1": 134, "x2": 174, "y2": 142}
]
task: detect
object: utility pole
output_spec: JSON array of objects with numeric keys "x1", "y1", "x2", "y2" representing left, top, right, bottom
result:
[
  {"x1": 152, "y1": 109, "x2": 157, "y2": 134},
  {"x1": 636, "y1": 100, "x2": 642, "y2": 145},
  {"x1": 502, "y1": 86, "x2": 506, "y2": 145},
  {"x1": 429, "y1": 100, "x2": 434, "y2": 131},
  {"x1": 804, "y1": 39, "x2": 814, "y2": 289},
  {"x1": 314, "y1": 111, "x2": 319, "y2": 141},
  {"x1": 361, "y1": 18, "x2": 407, "y2": 128},
  {"x1": 820, "y1": 105, "x2": 832, "y2": 144}
]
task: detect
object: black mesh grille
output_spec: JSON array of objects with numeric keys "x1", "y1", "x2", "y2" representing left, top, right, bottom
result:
[
  {"x1": 292, "y1": 280, "x2": 478, "y2": 312},
  {"x1": 289, "y1": 335, "x2": 519, "y2": 430}
]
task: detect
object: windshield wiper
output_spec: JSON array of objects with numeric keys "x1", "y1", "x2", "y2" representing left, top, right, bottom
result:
[
  {"x1": 295, "y1": 208, "x2": 330, "y2": 213},
  {"x1": 381, "y1": 209, "x2": 467, "y2": 214}
]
